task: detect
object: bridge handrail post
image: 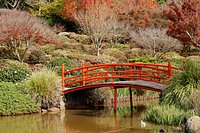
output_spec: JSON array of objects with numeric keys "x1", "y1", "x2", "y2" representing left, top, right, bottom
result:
[
  {"x1": 62, "y1": 64, "x2": 65, "y2": 91},
  {"x1": 168, "y1": 60, "x2": 172, "y2": 79},
  {"x1": 112, "y1": 66, "x2": 115, "y2": 83},
  {"x1": 182, "y1": 60, "x2": 186, "y2": 70},
  {"x1": 82, "y1": 63, "x2": 86, "y2": 86}
]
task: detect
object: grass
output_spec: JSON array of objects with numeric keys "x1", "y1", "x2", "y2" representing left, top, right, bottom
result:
[
  {"x1": 143, "y1": 104, "x2": 195, "y2": 125},
  {"x1": 160, "y1": 59, "x2": 200, "y2": 110}
]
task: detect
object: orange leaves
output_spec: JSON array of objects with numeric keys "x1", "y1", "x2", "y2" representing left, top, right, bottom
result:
[
  {"x1": 62, "y1": 0, "x2": 112, "y2": 20},
  {"x1": 115, "y1": 0, "x2": 163, "y2": 28}
]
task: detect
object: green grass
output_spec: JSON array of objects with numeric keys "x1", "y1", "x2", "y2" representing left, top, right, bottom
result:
[
  {"x1": 160, "y1": 59, "x2": 200, "y2": 110},
  {"x1": 143, "y1": 104, "x2": 195, "y2": 125}
]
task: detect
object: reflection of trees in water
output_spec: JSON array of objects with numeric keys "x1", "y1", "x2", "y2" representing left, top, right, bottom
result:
[{"x1": 0, "y1": 113, "x2": 65, "y2": 133}]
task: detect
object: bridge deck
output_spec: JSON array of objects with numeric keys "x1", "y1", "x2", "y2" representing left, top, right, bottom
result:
[{"x1": 64, "y1": 80, "x2": 166, "y2": 94}]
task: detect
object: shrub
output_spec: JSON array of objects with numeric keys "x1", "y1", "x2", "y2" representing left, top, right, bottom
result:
[
  {"x1": 129, "y1": 57, "x2": 156, "y2": 63},
  {"x1": 0, "y1": 9, "x2": 61, "y2": 62},
  {"x1": 102, "y1": 48, "x2": 128, "y2": 63},
  {"x1": 27, "y1": 69, "x2": 61, "y2": 108},
  {"x1": 47, "y1": 57, "x2": 73, "y2": 75},
  {"x1": 0, "y1": 59, "x2": 31, "y2": 83},
  {"x1": 143, "y1": 104, "x2": 195, "y2": 125},
  {"x1": 160, "y1": 59, "x2": 200, "y2": 109},
  {"x1": 130, "y1": 28, "x2": 182, "y2": 59},
  {"x1": 26, "y1": 48, "x2": 46, "y2": 64},
  {"x1": 0, "y1": 82, "x2": 39, "y2": 116}
]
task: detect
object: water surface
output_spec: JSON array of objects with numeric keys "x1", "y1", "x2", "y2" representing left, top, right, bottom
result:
[{"x1": 0, "y1": 101, "x2": 184, "y2": 133}]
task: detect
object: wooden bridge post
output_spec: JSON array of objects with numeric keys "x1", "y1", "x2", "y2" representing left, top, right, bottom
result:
[
  {"x1": 168, "y1": 60, "x2": 172, "y2": 79},
  {"x1": 62, "y1": 64, "x2": 65, "y2": 92},
  {"x1": 114, "y1": 88, "x2": 117, "y2": 111},
  {"x1": 81, "y1": 63, "x2": 86, "y2": 86},
  {"x1": 129, "y1": 87, "x2": 133, "y2": 111}
]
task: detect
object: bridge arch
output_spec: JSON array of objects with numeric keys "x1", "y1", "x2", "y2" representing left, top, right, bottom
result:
[{"x1": 62, "y1": 61, "x2": 184, "y2": 109}]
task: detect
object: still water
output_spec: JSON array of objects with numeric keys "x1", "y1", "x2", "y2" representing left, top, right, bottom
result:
[{"x1": 0, "y1": 102, "x2": 183, "y2": 133}]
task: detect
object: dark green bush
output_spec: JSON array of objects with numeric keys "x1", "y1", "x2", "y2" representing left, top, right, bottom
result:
[
  {"x1": 0, "y1": 82, "x2": 39, "y2": 116},
  {"x1": 129, "y1": 57, "x2": 156, "y2": 63},
  {"x1": 47, "y1": 57, "x2": 73, "y2": 75},
  {"x1": 0, "y1": 60, "x2": 31, "y2": 83},
  {"x1": 26, "y1": 49, "x2": 46, "y2": 64}
]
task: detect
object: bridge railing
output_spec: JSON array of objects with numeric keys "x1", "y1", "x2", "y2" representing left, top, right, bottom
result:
[{"x1": 62, "y1": 61, "x2": 184, "y2": 91}]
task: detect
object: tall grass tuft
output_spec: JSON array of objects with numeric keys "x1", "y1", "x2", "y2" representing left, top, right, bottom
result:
[
  {"x1": 27, "y1": 68, "x2": 61, "y2": 108},
  {"x1": 143, "y1": 104, "x2": 195, "y2": 125},
  {"x1": 160, "y1": 59, "x2": 200, "y2": 109}
]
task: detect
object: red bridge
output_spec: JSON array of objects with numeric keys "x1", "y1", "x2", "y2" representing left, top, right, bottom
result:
[{"x1": 62, "y1": 61, "x2": 184, "y2": 110}]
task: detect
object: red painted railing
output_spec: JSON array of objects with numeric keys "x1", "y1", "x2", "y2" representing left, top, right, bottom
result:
[{"x1": 62, "y1": 61, "x2": 184, "y2": 91}]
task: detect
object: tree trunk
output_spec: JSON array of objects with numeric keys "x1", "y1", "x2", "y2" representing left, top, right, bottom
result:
[{"x1": 97, "y1": 47, "x2": 100, "y2": 56}]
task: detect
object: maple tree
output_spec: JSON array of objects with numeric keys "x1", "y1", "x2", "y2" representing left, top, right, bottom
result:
[
  {"x1": 0, "y1": 9, "x2": 61, "y2": 62},
  {"x1": 163, "y1": 0, "x2": 200, "y2": 49},
  {"x1": 114, "y1": 0, "x2": 166, "y2": 28}
]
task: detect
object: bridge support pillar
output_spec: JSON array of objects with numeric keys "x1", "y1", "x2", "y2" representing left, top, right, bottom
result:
[
  {"x1": 129, "y1": 87, "x2": 133, "y2": 111},
  {"x1": 114, "y1": 88, "x2": 117, "y2": 111}
]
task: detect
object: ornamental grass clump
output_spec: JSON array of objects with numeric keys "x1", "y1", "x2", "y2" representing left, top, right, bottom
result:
[
  {"x1": 27, "y1": 68, "x2": 61, "y2": 108},
  {"x1": 160, "y1": 59, "x2": 200, "y2": 110},
  {"x1": 143, "y1": 105, "x2": 195, "y2": 125}
]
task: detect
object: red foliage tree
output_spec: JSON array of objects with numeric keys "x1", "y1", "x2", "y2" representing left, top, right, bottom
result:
[
  {"x1": 114, "y1": 0, "x2": 165, "y2": 28},
  {"x1": 0, "y1": 9, "x2": 61, "y2": 62},
  {"x1": 163, "y1": 0, "x2": 200, "y2": 49},
  {"x1": 62, "y1": 0, "x2": 112, "y2": 20}
]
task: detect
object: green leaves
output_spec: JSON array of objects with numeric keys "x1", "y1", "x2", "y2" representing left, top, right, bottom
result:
[
  {"x1": 0, "y1": 82, "x2": 39, "y2": 116},
  {"x1": 0, "y1": 60, "x2": 31, "y2": 83},
  {"x1": 160, "y1": 59, "x2": 200, "y2": 109}
]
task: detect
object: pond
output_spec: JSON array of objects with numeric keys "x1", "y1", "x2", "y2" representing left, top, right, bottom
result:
[{"x1": 0, "y1": 100, "x2": 184, "y2": 133}]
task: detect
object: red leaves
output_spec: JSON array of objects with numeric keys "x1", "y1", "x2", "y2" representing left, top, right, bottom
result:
[
  {"x1": 163, "y1": 0, "x2": 200, "y2": 48},
  {"x1": 62, "y1": 0, "x2": 112, "y2": 20},
  {"x1": 0, "y1": 9, "x2": 61, "y2": 62}
]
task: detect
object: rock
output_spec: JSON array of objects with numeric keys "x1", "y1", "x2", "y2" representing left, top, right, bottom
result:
[
  {"x1": 58, "y1": 32, "x2": 91, "y2": 44},
  {"x1": 58, "y1": 32, "x2": 69, "y2": 36},
  {"x1": 48, "y1": 107, "x2": 60, "y2": 113},
  {"x1": 185, "y1": 116, "x2": 200, "y2": 133},
  {"x1": 41, "y1": 109, "x2": 47, "y2": 114},
  {"x1": 159, "y1": 129, "x2": 165, "y2": 132},
  {"x1": 60, "y1": 97, "x2": 65, "y2": 110}
]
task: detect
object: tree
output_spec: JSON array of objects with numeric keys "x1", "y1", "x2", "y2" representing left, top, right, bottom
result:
[
  {"x1": 114, "y1": 0, "x2": 167, "y2": 28},
  {"x1": 163, "y1": 0, "x2": 200, "y2": 49},
  {"x1": 0, "y1": 9, "x2": 61, "y2": 62},
  {"x1": 63, "y1": 0, "x2": 129, "y2": 56},
  {"x1": 130, "y1": 28, "x2": 182, "y2": 59}
]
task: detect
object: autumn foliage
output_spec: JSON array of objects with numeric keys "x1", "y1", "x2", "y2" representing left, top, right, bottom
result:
[
  {"x1": 62, "y1": 0, "x2": 112, "y2": 20},
  {"x1": 114, "y1": 0, "x2": 167, "y2": 28},
  {"x1": 163, "y1": 0, "x2": 200, "y2": 48},
  {"x1": 0, "y1": 9, "x2": 61, "y2": 62}
]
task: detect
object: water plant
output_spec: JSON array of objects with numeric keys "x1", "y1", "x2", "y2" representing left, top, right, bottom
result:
[{"x1": 143, "y1": 104, "x2": 195, "y2": 125}]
